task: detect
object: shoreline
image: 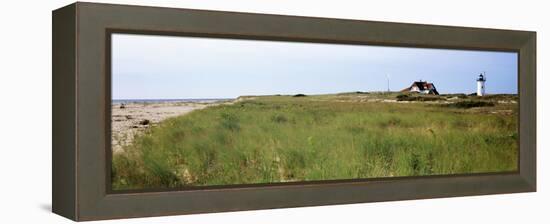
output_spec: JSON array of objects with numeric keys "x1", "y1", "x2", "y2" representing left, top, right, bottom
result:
[{"x1": 111, "y1": 100, "x2": 230, "y2": 153}]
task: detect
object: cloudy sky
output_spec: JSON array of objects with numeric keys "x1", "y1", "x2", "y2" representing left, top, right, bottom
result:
[{"x1": 112, "y1": 33, "x2": 517, "y2": 99}]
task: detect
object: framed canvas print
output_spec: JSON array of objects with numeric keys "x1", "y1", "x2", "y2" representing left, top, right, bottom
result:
[{"x1": 52, "y1": 2, "x2": 536, "y2": 221}]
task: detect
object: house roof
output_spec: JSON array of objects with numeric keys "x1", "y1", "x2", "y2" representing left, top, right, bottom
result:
[
  {"x1": 426, "y1": 83, "x2": 435, "y2": 90},
  {"x1": 401, "y1": 81, "x2": 439, "y2": 95},
  {"x1": 411, "y1": 81, "x2": 433, "y2": 91}
]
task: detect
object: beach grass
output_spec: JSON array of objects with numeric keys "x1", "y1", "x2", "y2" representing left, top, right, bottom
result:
[{"x1": 112, "y1": 93, "x2": 518, "y2": 190}]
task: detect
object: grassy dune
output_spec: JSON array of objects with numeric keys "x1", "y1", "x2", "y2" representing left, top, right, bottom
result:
[{"x1": 112, "y1": 93, "x2": 518, "y2": 190}]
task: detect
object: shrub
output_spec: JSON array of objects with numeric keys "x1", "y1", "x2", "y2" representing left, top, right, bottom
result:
[
  {"x1": 271, "y1": 114, "x2": 288, "y2": 123},
  {"x1": 293, "y1": 94, "x2": 307, "y2": 97},
  {"x1": 446, "y1": 101, "x2": 495, "y2": 109},
  {"x1": 396, "y1": 94, "x2": 442, "y2": 102},
  {"x1": 396, "y1": 94, "x2": 410, "y2": 100},
  {"x1": 442, "y1": 94, "x2": 467, "y2": 99},
  {"x1": 220, "y1": 112, "x2": 240, "y2": 131}
]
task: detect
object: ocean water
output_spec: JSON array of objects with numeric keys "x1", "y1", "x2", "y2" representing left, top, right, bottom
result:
[{"x1": 112, "y1": 98, "x2": 233, "y2": 104}]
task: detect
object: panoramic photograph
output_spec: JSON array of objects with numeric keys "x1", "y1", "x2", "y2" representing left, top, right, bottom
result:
[{"x1": 110, "y1": 34, "x2": 518, "y2": 190}]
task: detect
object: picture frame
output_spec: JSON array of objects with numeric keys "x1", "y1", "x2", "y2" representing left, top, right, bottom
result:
[{"x1": 52, "y1": 2, "x2": 536, "y2": 221}]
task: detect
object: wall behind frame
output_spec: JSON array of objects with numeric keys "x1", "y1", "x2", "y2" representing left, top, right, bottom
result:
[{"x1": 0, "y1": 0, "x2": 546, "y2": 223}]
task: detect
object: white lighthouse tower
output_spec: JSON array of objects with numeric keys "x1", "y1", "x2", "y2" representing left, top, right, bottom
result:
[{"x1": 476, "y1": 73, "x2": 486, "y2": 96}]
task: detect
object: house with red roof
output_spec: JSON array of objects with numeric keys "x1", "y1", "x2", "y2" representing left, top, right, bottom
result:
[{"x1": 401, "y1": 80, "x2": 439, "y2": 95}]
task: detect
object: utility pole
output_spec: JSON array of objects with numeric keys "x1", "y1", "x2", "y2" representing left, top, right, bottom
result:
[{"x1": 386, "y1": 74, "x2": 390, "y2": 93}]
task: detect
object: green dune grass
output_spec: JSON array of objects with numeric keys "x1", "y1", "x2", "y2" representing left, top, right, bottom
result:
[{"x1": 112, "y1": 93, "x2": 518, "y2": 190}]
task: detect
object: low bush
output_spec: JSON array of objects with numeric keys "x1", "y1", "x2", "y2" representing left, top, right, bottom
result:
[
  {"x1": 446, "y1": 100, "x2": 495, "y2": 109},
  {"x1": 396, "y1": 94, "x2": 442, "y2": 102}
]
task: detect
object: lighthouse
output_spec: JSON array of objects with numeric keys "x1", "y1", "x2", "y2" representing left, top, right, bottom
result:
[{"x1": 476, "y1": 73, "x2": 486, "y2": 96}]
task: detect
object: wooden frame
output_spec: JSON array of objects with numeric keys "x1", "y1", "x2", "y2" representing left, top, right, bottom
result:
[{"x1": 53, "y1": 2, "x2": 536, "y2": 221}]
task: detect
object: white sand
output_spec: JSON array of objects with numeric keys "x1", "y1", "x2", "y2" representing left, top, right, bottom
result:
[{"x1": 111, "y1": 102, "x2": 217, "y2": 153}]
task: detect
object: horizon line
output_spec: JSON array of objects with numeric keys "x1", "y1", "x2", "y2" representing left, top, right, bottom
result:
[{"x1": 112, "y1": 91, "x2": 518, "y2": 100}]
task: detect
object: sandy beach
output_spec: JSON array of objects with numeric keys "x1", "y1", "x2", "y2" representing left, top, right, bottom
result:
[{"x1": 111, "y1": 101, "x2": 229, "y2": 153}]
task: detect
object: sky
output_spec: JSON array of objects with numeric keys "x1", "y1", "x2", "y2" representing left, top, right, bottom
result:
[{"x1": 112, "y1": 34, "x2": 518, "y2": 99}]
